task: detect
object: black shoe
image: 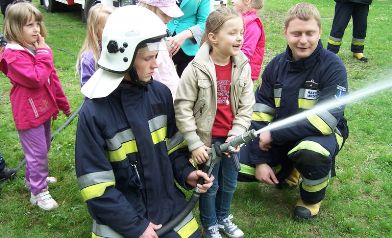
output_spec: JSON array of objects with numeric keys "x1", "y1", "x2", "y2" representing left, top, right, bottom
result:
[{"x1": 0, "y1": 167, "x2": 17, "y2": 182}]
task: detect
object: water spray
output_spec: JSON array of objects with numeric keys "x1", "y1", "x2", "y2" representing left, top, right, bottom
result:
[{"x1": 158, "y1": 79, "x2": 392, "y2": 236}]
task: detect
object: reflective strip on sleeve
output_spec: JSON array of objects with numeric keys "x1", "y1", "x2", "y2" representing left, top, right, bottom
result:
[
  {"x1": 174, "y1": 212, "x2": 199, "y2": 238},
  {"x1": 352, "y1": 38, "x2": 365, "y2": 46},
  {"x1": 106, "y1": 129, "x2": 137, "y2": 162},
  {"x1": 307, "y1": 112, "x2": 337, "y2": 135},
  {"x1": 253, "y1": 103, "x2": 275, "y2": 114},
  {"x1": 149, "y1": 115, "x2": 167, "y2": 144},
  {"x1": 92, "y1": 220, "x2": 123, "y2": 238},
  {"x1": 167, "y1": 131, "x2": 188, "y2": 155},
  {"x1": 252, "y1": 112, "x2": 273, "y2": 122},
  {"x1": 240, "y1": 163, "x2": 256, "y2": 176},
  {"x1": 78, "y1": 171, "x2": 116, "y2": 201},
  {"x1": 288, "y1": 141, "x2": 330, "y2": 157},
  {"x1": 302, "y1": 179, "x2": 329, "y2": 192},
  {"x1": 328, "y1": 36, "x2": 342, "y2": 46}
]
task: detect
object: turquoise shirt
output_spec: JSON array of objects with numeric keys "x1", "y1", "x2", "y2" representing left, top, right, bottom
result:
[{"x1": 167, "y1": 0, "x2": 210, "y2": 56}]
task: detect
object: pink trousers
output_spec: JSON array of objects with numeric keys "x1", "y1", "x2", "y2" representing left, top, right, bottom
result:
[{"x1": 18, "y1": 120, "x2": 51, "y2": 195}]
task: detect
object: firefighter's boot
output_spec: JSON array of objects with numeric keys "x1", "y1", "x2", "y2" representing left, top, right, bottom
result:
[{"x1": 294, "y1": 198, "x2": 321, "y2": 219}]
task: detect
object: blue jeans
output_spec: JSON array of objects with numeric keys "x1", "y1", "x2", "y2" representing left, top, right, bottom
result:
[
  {"x1": 199, "y1": 138, "x2": 239, "y2": 228},
  {"x1": 0, "y1": 153, "x2": 5, "y2": 172}
]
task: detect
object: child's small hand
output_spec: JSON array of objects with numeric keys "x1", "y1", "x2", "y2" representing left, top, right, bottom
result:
[
  {"x1": 191, "y1": 145, "x2": 210, "y2": 164},
  {"x1": 64, "y1": 109, "x2": 72, "y2": 117},
  {"x1": 224, "y1": 136, "x2": 241, "y2": 157},
  {"x1": 34, "y1": 34, "x2": 49, "y2": 49}
]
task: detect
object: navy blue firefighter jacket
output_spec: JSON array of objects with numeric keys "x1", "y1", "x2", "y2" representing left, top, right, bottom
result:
[{"x1": 75, "y1": 80, "x2": 197, "y2": 238}]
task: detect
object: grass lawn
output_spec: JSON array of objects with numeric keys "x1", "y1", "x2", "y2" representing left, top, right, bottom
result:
[{"x1": 0, "y1": 0, "x2": 391, "y2": 237}]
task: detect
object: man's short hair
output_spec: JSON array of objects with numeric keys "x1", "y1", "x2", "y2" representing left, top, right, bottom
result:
[{"x1": 284, "y1": 3, "x2": 321, "y2": 29}]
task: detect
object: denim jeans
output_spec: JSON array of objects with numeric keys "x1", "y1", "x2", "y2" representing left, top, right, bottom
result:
[{"x1": 199, "y1": 137, "x2": 239, "y2": 228}]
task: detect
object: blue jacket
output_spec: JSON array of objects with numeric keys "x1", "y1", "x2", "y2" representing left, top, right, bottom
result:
[
  {"x1": 75, "y1": 81, "x2": 199, "y2": 238},
  {"x1": 167, "y1": 0, "x2": 210, "y2": 56},
  {"x1": 249, "y1": 41, "x2": 349, "y2": 164}
]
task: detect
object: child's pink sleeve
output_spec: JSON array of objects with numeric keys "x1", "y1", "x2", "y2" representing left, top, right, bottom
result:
[{"x1": 241, "y1": 20, "x2": 263, "y2": 60}]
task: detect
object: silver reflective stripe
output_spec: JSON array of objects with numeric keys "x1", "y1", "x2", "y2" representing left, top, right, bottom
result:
[
  {"x1": 317, "y1": 111, "x2": 338, "y2": 129},
  {"x1": 78, "y1": 171, "x2": 115, "y2": 189},
  {"x1": 253, "y1": 103, "x2": 275, "y2": 114},
  {"x1": 106, "y1": 129, "x2": 135, "y2": 151},
  {"x1": 173, "y1": 212, "x2": 193, "y2": 232},
  {"x1": 167, "y1": 131, "x2": 185, "y2": 151},
  {"x1": 149, "y1": 115, "x2": 167, "y2": 132},
  {"x1": 329, "y1": 36, "x2": 342, "y2": 42},
  {"x1": 93, "y1": 220, "x2": 123, "y2": 238},
  {"x1": 302, "y1": 171, "x2": 331, "y2": 186},
  {"x1": 274, "y1": 88, "x2": 282, "y2": 97},
  {"x1": 352, "y1": 37, "x2": 365, "y2": 42}
]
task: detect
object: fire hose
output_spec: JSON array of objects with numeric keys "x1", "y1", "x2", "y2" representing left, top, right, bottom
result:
[{"x1": 156, "y1": 129, "x2": 257, "y2": 236}]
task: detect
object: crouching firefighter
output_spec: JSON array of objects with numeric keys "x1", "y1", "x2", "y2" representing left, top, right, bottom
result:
[
  {"x1": 75, "y1": 6, "x2": 213, "y2": 238},
  {"x1": 237, "y1": 3, "x2": 349, "y2": 220}
]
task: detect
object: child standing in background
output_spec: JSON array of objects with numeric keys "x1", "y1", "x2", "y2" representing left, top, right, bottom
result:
[
  {"x1": 0, "y1": 2, "x2": 71, "y2": 210},
  {"x1": 76, "y1": 4, "x2": 113, "y2": 87},
  {"x1": 232, "y1": 0, "x2": 265, "y2": 82},
  {"x1": 174, "y1": 8, "x2": 254, "y2": 238}
]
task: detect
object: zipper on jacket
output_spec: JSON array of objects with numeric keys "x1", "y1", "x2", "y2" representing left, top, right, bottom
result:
[{"x1": 28, "y1": 98, "x2": 39, "y2": 118}]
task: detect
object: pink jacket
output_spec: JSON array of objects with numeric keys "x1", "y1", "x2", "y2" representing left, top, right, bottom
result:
[
  {"x1": 0, "y1": 43, "x2": 71, "y2": 130},
  {"x1": 241, "y1": 10, "x2": 266, "y2": 80}
]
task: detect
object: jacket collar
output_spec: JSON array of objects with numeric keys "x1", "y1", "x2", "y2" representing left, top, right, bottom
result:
[{"x1": 285, "y1": 40, "x2": 323, "y2": 71}]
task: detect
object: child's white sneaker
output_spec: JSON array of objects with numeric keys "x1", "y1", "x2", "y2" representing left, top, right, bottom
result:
[
  {"x1": 218, "y1": 214, "x2": 244, "y2": 238},
  {"x1": 46, "y1": 176, "x2": 57, "y2": 184},
  {"x1": 30, "y1": 190, "x2": 59, "y2": 211}
]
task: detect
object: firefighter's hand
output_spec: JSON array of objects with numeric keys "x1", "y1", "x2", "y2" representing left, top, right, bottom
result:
[
  {"x1": 191, "y1": 145, "x2": 210, "y2": 164},
  {"x1": 259, "y1": 131, "x2": 272, "y2": 151},
  {"x1": 139, "y1": 222, "x2": 162, "y2": 238},
  {"x1": 255, "y1": 163, "x2": 279, "y2": 185},
  {"x1": 186, "y1": 170, "x2": 214, "y2": 193}
]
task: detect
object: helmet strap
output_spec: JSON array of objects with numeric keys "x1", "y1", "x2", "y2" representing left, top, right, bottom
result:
[{"x1": 128, "y1": 66, "x2": 151, "y2": 87}]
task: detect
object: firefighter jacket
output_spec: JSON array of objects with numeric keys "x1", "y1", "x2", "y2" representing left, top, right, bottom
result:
[
  {"x1": 75, "y1": 80, "x2": 199, "y2": 238},
  {"x1": 249, "y1": 41, "x2": 349, "y2": 165}
]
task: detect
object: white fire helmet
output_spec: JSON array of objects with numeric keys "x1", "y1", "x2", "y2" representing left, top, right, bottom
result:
[{"x1": 81, "y1": 5, "x2": 167, "y2": 99}]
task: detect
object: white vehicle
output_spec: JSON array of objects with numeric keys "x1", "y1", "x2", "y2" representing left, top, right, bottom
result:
[{"x1": 41, "y1": 0, "x2": 134, "y2": 22}]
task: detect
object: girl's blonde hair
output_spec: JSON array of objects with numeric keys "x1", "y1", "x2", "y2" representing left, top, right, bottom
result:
[
  {"x1": 201, "y1": 7, "x2": 241, "y2": 45},
  {"x1": 284, "y1": 3, "x2": 321, "y2": 29},
  {"x1": 250, "y1": 0, "x2": 263, "y2": 10},
  {"x1": 3, "y1": 2, "x2": 46, "y2": 46},
  {"x1": 76, "y1": 4, "x2": 113, "y2": 74}
]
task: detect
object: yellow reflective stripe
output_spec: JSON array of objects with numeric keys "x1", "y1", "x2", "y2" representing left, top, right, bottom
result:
[
  {"x1": 302, "y1": 179, "x2": 329, "y2": 192},
  {"x1": 151, "y1": 127, "x2": 167, "y2": 144},
  {"x1": 108, "y1": 140, "x2": 138, "y2": 162},
  {"x1": 298, "y1": 98, "x2": 316, "y2": 109},
  {"x1": 335, "y1": 132, "x2": 343, "y2": 149},
  {"x1": 252, "y1": 112, "x2": 273, "y2": 122},
  {"x1": 81, "y1": 181, "x2": 115, "y2": 201},
  {"x1": 168, "y1": 139, "x2": 187, "y2": 155},
  {"x1": 177, "y1": 217, "x2": 198, "y2": 238},
  {"x1": 352, "y1": 39, "x2": 365, "y2": 46},
  {"x1": 328, "y1": 38, "x2": 342, "y2": 46},
  {"x1": 307, "y1": 115, "x2": 333, "y2": 135},
  {"x1": 288, "y1": 141, "x2": 330, "y2": 157},
  {"x1": 240, "y1": 163, "x2": 255, "y2": 176},
  {"x1": 274, "y1": 98, "x2": 281, "y2": 107},
  {"x1": 92, "y1": 233, "x2": 101, "y2": 238}
]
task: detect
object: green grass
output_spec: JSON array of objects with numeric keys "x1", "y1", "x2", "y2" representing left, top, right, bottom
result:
[{"x1": 1, "y1": 0, "x2": 391, "y2": 237}]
